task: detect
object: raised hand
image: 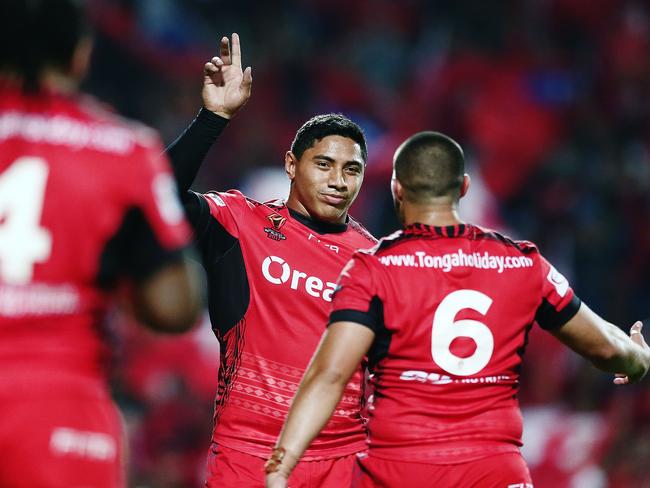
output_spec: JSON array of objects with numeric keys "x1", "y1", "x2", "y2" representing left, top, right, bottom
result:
[
  {"x1": 202, "y1": 33, "x2": 252, "y2": 119},
  {"x1": 613, "y1": 321, "x2": 649, "y2": 385}
]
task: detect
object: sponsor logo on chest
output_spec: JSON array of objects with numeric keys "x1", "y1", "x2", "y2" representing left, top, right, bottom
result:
[{"x1": 261, "y1": 255, "x2": 337, "y2": 302}]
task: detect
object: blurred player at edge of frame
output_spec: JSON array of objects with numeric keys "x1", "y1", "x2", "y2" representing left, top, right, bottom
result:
[
  {"x1": 165, "y1": 34, "x2": 376, "y2": 487},
  {"x1": 0, "y1": 1, "x2": 203, "y2": 486},
  {"x1": 264, "y1": 131, "x2": 650, "y2": 488}
]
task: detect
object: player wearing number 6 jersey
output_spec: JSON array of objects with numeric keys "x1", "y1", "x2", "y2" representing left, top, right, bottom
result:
[
  {"x1": 265, "y1": 131, "x2": 650, "y2": 488},
  {"x1": 0, "y1": 1, "x2": 202, "y2": 486}
]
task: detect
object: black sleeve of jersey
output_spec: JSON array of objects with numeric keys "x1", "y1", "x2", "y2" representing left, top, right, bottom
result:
[
  {"x1": 535, "y1": 295, "x2": 582, "y2": 330},
  {"x1": 329, "y1": 296, "x2": 384, "y2": 332},
  {"x1": 97, "y1": 207, "x2": 186, "y2": 289},
  {"x1": 329, "y1": 297, "x2": 392, "y2": 371},
  {"x1": 165, "y1": 108, "x2": 229, "y2": 194},
  {"x1": 183, "y1": 192, "x2": 250, "y2": 337}
]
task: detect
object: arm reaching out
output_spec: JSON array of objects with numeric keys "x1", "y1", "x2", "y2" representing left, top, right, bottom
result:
[
  {"x1": 551, "y1": 304, "x2": 650, "y2": 384},
  {"x1": 613, "y1": 321, "x2": 649, "y2": 385},
  {"x1": 265, "y1": 322, "x2": 375, "y2": 488}
]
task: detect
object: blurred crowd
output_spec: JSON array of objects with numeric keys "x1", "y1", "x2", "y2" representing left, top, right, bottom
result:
[{"x1": 82, "y1": 0, "x2": 650, "y2": 486}]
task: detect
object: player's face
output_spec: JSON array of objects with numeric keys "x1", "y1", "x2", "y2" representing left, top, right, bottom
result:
[{"x1": 285, "y1": 135, "x2": 365, "y2": 224}]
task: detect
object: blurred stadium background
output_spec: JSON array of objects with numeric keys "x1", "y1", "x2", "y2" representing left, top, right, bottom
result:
[{"x1": 81, "y1": 0, "x2": 649, "y2": 486}]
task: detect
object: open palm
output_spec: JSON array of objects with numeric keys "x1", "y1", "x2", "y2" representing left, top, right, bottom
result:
[{"x1": 202, "y1": 33, "x2": 252, "y2": 119}]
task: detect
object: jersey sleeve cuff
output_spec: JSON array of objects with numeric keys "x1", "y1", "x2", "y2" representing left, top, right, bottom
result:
[
  {"x1": 329, "y1": 309, "x2": 379, "y2": 332},
  {"x1": 196, "y1": 107, "x2": 230, "y2": 131},
  {"x1": 536, "y1": 295, "x2": 582, "y2": 330}
]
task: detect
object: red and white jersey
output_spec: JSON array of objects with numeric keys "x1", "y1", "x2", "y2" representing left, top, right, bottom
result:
[
  {"x1": 0, "y1": 86, "x2": 190, "y2": 398},
  {"x1": 190, "y1": 189, "x2": 376, "y2": 459},
  {"x1": 330, "y1": 223, "x2": 581, "y2": 464}
]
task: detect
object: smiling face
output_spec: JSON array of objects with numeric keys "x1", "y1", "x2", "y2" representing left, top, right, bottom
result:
[{"x1": 285, "y1": 135, "x2": 365, "y2": 224}]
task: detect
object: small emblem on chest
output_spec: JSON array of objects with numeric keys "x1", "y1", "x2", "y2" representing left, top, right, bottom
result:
[{"x1": 264, "y1": 213, "x2": 287, "y2": 241}]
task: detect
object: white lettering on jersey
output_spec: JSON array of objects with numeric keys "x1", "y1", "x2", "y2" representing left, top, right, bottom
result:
[
  {"x1": 400, "y1": 370, "x2": 453, "y2": 385},
  {"x1": 206, "y1": 193, "x2": 226, "y2": 207},
  {"x1": 50, "y1": 427, "x2": 116, "y2": 461},
  {"x1": 547, "y1": 265, "x2": 569, "y2": 297},
  {"x1": 0, "y1": 284, "x2": 80, "y2": 317},
  {"x1": 307, "y1": 233, "x2": 340, "y2": 253},
  {"x1": 399, "y1": 370, "x2": 512, "y2": 386},
  {"x1": 0, "y1": 111, "x2": 135, "y2": 154},
  {"x1": 261, "y1": 255, "x2": 337, "y2": 301},
  {"x1": 378, "y1": 249, "x2": 534, "y2": 273}
]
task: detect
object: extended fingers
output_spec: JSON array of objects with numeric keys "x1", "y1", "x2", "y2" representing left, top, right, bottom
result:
[
  {"x1": 220, "y1": 36, "x2": 231, "y2": 65},
  {"x1": 231, "y1": 32, "x2": 242, "y2": 68}
]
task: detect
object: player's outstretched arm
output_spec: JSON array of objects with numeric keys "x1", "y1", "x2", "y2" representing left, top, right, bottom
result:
[
  {"x1": 132, "y1": 252, "x2": 203, "y2": 333},
  {"x1": 551, "y1": 304, "x2": 650, "y2": 384},
  {"x1": 265, "y1": 322, "x2": 375, "y2": 488},
  {"x1": 166, "y1": 33, "x2": 252, "y2": 195}
]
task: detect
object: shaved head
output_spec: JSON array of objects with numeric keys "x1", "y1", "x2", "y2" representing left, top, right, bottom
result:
[{"x1": 393, "y1": 131, "x2": 465, "y2": 202}]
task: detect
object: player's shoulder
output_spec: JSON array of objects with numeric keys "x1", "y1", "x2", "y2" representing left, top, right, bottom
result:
[
  {"x1": 351, "y1": 229, "x2": 405, "y2": 262},
  {"x1": 360, "y1": 228, "x2": 410, "y2": 256},
  {"x1": 473, "y1": 225, "x2": 539, "y2": 255},
  {"x1": 202, "y1": 190, "x2": 287, "y2": 213},
  {"x1": 346, "y1": 216, "x2": 377, "y2": 246}
]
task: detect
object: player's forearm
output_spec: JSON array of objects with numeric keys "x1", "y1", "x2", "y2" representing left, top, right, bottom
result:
[
  {"x1": 591, "y1": 322, "x2": 650, "y2": 381},
  {"x1": 554, "y1": 304, "x2": 650, "y2": 382},
  {"x1": 165, "y1": 108, "x2": 229, "y2": 193},
  {"x1": 275, "y1": 368, "x2": 348, "y2": 462}
]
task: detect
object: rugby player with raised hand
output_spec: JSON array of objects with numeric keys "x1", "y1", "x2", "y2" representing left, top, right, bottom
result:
[
  {"x1": 166, "y1": 34, "x2": 376, "y2": 486},
  {"x1": 0, "y1": 1, "x2": 203, "y2": 486},
  {"x1": 265, "y1": 132, "x2": 650, "y2": 488}
]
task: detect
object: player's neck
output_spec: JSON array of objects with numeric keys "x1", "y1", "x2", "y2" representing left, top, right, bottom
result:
[
  {"x1": 286, "y1": 197, "x2": 348, "y2": 225},
  {"x1": 400, "y1": 200, "x2": 463, "y2": 227}
]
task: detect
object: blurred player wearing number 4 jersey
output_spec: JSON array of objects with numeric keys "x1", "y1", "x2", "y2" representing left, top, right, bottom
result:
[
  {"x1": 165, "y1": 34, "x2": 376, "y2": 486},
  {"x1": 265, "y1": 132, "x2": 650, "y2": 488},
  {"x1": 0, "y1": 1, "x2": 203, "y2": 487}
]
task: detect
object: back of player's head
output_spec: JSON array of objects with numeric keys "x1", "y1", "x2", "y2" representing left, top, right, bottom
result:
[
  {"x1": 393, "y1": 131, "x2": 465, "y2": 202},
  {"x1": 0, "y1": 0, "x2": 88, "y2": 91},
  {"x1": 291, "y1": 113, "x2": 368, "y2": 163}
]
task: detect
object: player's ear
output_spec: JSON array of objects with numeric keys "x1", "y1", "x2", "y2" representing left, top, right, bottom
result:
[
  {"x1": 459, "y1": 174, "x2": 470, "y2": 199},
  {"x1": 391, "y1": 174, "x2": 404, "y2": 203},
  {"x1": 285, "y1": 151, "x2": 297, "y2": 181}
]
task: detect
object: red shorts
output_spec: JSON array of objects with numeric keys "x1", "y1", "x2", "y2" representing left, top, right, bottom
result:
[
  {"x1": 205, "y1": 442, "x2": 358, "y2": 487},
  {"x1": 353, "y1": 451, "x2": 533, "y2": 488},
  {"x1": 0, "y1": 396, "x2": 124, "y2": 487}
]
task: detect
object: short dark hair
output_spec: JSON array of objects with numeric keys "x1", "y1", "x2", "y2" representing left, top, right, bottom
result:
[
  {"x1": 291, "y1": 113, "x2": 368, "y2": 162},
  {"x1": 394, "y1": 131, "x2": 465, "y2": 201},
  {"x1": 0, "y1": 0, "x2": 88, "y2": 91}
]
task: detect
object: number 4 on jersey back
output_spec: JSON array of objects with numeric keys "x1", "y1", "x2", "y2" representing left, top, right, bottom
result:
[{"x1": 0, "y1": 157, "x2": 52, "y2": 285}]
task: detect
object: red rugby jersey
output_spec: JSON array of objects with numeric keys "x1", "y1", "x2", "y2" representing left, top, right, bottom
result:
[
  {"x1": 190, "y1": 189, "x2": 376, "y2": 459},
  {"x1": 330, "y1": 223, "x2": 580, "y2": 464},
  {"x1": 0, "y1": 86, "x2": 190, "y2": 398}
]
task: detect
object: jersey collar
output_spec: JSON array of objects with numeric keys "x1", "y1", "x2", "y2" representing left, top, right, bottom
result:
[
  {"x1": 288, "y1": 208, "x2": 348, "y2": 234},
  {"x1": 403, "y1": 223, "x2": 475, "y2": 238}
]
